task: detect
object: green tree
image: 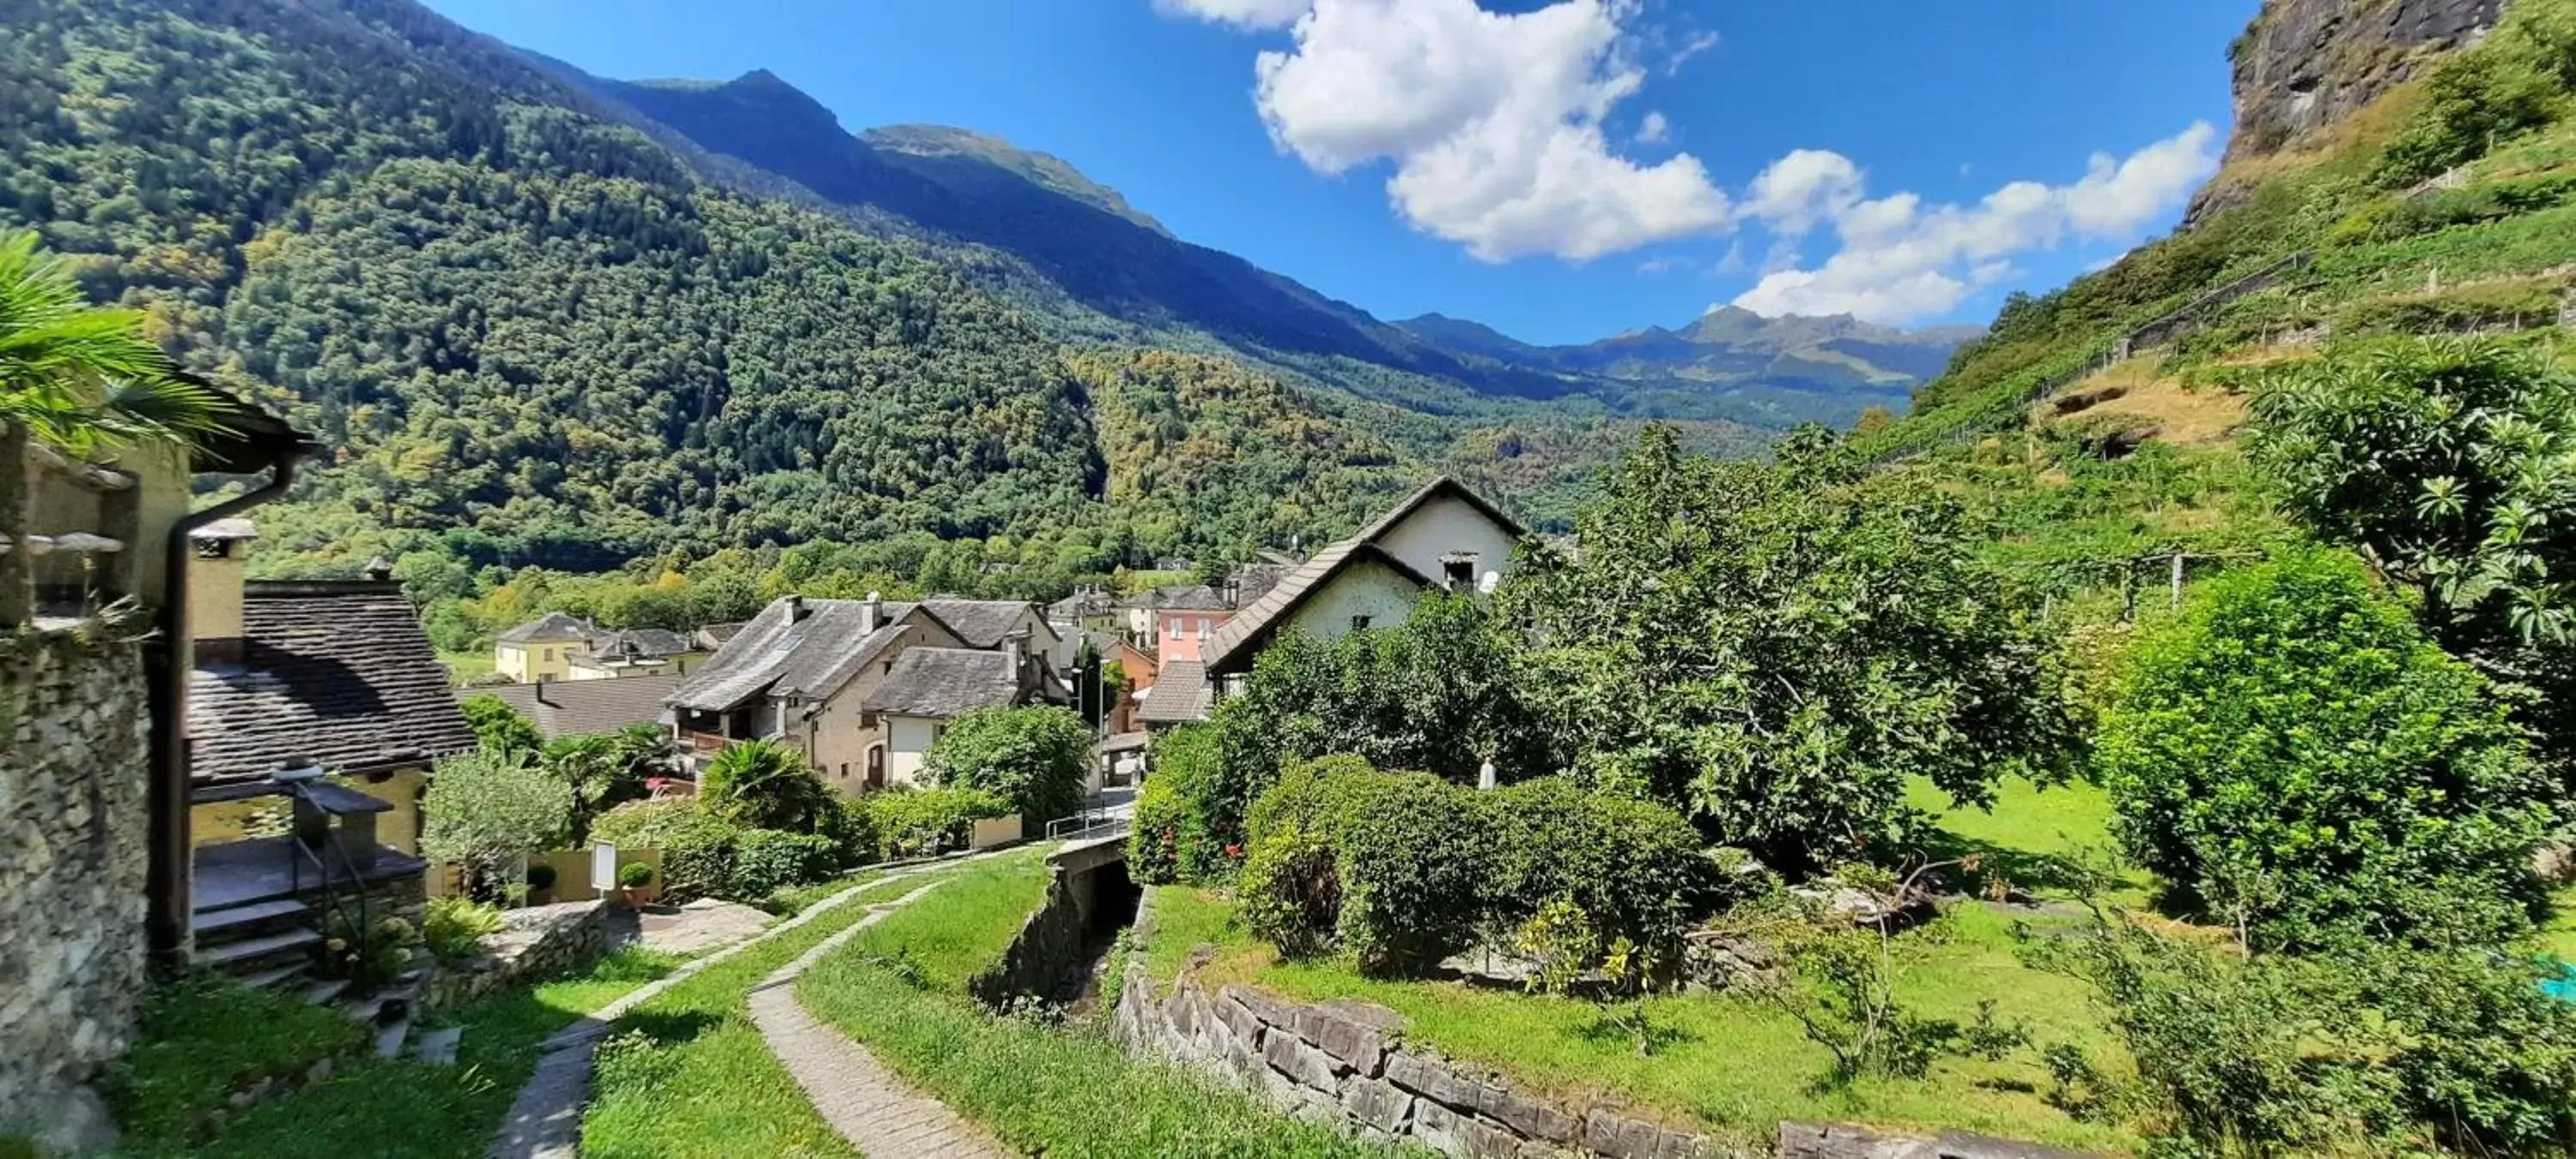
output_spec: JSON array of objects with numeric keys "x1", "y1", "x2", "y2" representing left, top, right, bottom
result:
[
  {"x1": 2247, "y1": 337, "x2": 2576, "y2": 758},
  {"x1": 700, "y1": 739, "x2": 835, "y2": 833},
  {"x1": 1505, "y1": 425, "x2": 2073, "y2": 871},
  {"x1": 458, "y1": 694, "x2": 542, "y2": 760},
  {"x1": 420, "y1": 748, "x2": 573, "y2": 898},
  {"x1": 539, "y1": 724, "x2": 669, "y2": 841},
  {"x1": 2096, "y1": 549, "x2": 2555, "y2": 951},
  {"x1": 0, "y1": 229, "x2": 216, "y2": 452},
  {"x1": 925, "y1": 705, "x2": 1091, "y2": 826}
]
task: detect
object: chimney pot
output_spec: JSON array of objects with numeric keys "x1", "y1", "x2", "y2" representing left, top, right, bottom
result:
[{"x1": 785, "y1": 593, "x2": 806, "y2": 622}]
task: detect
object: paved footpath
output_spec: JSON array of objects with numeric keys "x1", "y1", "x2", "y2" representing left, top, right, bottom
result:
[
  {"x1": 747, "y1": 883, "x2": 1009, "y2": 1158},
  {"x1": 487, "y1": 853, "x2": 1007, "y2": 1159}
]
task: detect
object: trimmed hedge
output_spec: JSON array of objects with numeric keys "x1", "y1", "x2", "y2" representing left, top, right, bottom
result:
[
  {"x1": 867, "y1": 786, "x2": 1013, "y2": 859},
  {"x1": 1238, "y1": 755, "x2": 1707, "y2": 977}
]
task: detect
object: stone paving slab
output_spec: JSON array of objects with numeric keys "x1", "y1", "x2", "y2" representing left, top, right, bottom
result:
[{"x1": 748, "y1": 882, "x2": 1009, "y2": 1159}]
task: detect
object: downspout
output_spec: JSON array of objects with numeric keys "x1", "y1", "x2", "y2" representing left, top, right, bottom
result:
[{"x1": 145, "y1": 452, "x2": 304, "y2": 972}]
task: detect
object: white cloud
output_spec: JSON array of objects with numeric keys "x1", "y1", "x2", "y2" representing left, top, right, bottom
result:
[
  {"x1": 1637, "y1": 111, "x2": 1670, "y2": 145},
  {"x1": 1666, "y1": 29, "x2": 1721, "y2": 74},
  {"x1": 1730, "y1": 122, "x2": 2220, "y2": 324},
  {"x1": 1637, "y1": 254, "x2": 1687, "y2": 274},
  {"x1": 1741, "y1": 149, "x2": 1862, "y2": 237},
  {"x1": 1242, "y1": 0, "x2": 1731, "y2": 262},
  {"x1": 1160, "y1": 0, "x2": 1313, "y2": 29}
]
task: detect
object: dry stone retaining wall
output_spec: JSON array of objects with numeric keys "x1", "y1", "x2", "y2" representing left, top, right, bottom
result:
[
  {"x1": 425, "y1": 900, "x2": 614, "y2": 1011},
  {"x1": 0, "y1": 622, "x2": 154, "y2": 1152},
  {"x1": 1111, "y1": 886, "x2": 2093, "y2": 1159}
]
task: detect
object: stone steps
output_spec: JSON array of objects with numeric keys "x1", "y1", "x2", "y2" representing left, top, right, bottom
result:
[
  {"x1": 201, "y1": 926, "x2": 324, "y2": 969},
  {"x1": 191, "y1": 896, "x2": 312, "y2": 936}
]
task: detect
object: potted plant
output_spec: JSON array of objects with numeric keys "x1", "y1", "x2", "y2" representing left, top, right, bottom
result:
[
  {"x1": 526, "y1": 862, "x2": 559, "y2": 906},
  {"x1": 617, "y1": 862, "x2": 655, "y2": 907}
]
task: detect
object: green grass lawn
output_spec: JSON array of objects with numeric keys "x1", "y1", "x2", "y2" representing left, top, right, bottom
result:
[
  {"x1": 798, "y1": 852, "x2": 1397, "y2": 1157},
  {"x1": 580, "y1": 870, "x2": 920, "y2": 1158},
  {"x1": 1905, "y1": 774, "x2": 2154, "y2": 906},
  {"x1": 437, "y1": 650, "x2": 495, "y2": 687},
  {"x1": 118, "y1": 947, "x2": 681, "y2": 1158}
]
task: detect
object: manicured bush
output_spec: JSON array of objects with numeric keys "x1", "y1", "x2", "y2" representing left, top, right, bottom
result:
[
  {"x1": 727, "y1": 829, "x2": 845, "y2": 899},
  {"x1": 1488, "y1": 777, "x2": 1708, "y2": 969},
  {"x1": 866, "y1": 786, "x2": 1012, "y2": 859},
  {"x1": 2095, "y1": 549, "x2": 2555, "y2": 950},
  {"x1": 617, "y1": 862, "x2": 655, "y2": 889},
  {"x1": 924, "y1": 705, "x2": 1091, "y2": 826}
]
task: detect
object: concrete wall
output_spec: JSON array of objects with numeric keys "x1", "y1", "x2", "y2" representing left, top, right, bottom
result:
[{"x1": 0, "y1": 623, "x2": 153, "y2": 1151}]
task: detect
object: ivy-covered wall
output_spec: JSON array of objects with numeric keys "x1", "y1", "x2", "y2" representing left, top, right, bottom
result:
[{"x1": 0, "y1": 620, "x2": 153, "y2": 1152}]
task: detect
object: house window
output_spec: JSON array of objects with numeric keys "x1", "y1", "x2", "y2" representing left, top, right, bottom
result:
[
  {"x1": 1442, "y1": 553, "x2": 1478, "y2": 589},
  {"x1": 838, "y1": 762, "x2": 850, "y2": 781},
  {"x1": 1350, "y1": 614, "x2": 1372, "y2": 632},
  {"x1": 540, "y1": 646, "x2": 553, "y2": 661}
]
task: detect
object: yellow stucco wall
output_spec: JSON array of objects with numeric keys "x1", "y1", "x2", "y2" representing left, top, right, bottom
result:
[
  {"x1": 495, "y1": 640, "x2": 580, "y2": 683},
  {"x1": 191, "y1": 768, "x2": 429, "y2": 856}
]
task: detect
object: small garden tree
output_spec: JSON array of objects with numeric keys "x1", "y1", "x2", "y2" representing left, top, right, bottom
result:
[
  {"x1": 421, "y1": 748, "x2": 573, "y2": 899},
  {"x1": 540, "y1": 723, "x2": 669, "y2": 840},
  {"x1": 1505, "y1": 424, "x2": 2074, "y2": 871},
  {"x1": 459, "y1": 694, "x2": 542, "y2": 760},
  {"x1": 699, "y1": 738, "x2": 835, "y2": 833},
  {"x1": 2095, "y1": 549, "x2": 2555, "y2": 951},
  {"x1": 924, "y1": 704, "x2": 1091, "y2": 826}
]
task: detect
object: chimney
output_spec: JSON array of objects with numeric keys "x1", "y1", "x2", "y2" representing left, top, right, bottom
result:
[
  {"x1": 535, "y1": 673, "x2": 556, "y2": 707},
  {"x1": 785, "y1": 593, "x2": 807, "y2": 623},
  {"x1": 185, "y1": 518, "x2": 257, "y2": 665},
  {"x1": 861, "y1": 590, "x2": 882, "y2": 632},
  {"x1": 361, "y1": 555, "x2": 394, "y2": 582}
]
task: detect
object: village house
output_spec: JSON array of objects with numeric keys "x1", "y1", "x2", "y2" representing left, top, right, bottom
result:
[
  {"x1": 860, "y1": 640, "x2": 1061, "y2": 788},
  {"x1": 1117, "y1": 582, "x2": 1231, "y2": 658},
  {"x1": 1146, "y1": 477, "x2": 1525, "y2": 726},
  {"x1": 665, "y1": 593, "x2": 1066, "y2": 797},
  {"x1": 494, "y1": 614, "x2": 712, "y2": 683}
]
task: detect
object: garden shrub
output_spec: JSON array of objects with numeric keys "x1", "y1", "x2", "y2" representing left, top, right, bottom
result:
[
  {"x1": 727, "y1": 829, "x2": 846, "y2": 899},
  {"x1": 1237, "y1": 756, "x2": 1704, "y2": 978},
  {"x1": 1127, "y1": 724, "x2": 1230, "y2": 883},
  {"x1": 2095, "y1": 549, "x2": 2555, "y2": 950},
  {"x1": 924, "y1": 705, "x2": 1091, "y2": 826},
  {"x1": 700, "y1": 739, "x2": 836, "y2": 832},
  {"x1": 866, "y1": 786, "x2": 1012, "y2": 859}
]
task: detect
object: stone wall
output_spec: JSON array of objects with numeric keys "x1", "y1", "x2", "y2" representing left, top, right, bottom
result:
[
  {"x1": 0, "y1": 622, "x2": 154, "y2": 1151},
  {"x1": 969, "y1": 840, "x2": 1132, "y2": 1007},
  {"x1": 423, "y1": 899, "x2": 612, "y2": 1011},
  {"x1": 1111, "y1": 887, "x2": 2094, "y2": 1159}
]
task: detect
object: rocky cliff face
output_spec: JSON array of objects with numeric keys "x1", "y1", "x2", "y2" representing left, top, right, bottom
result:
[
  {"x1": 2190, "y1": 0, "x2": 2504, "y2": 220},
  {"x1": 2231, "y1": 0, "x2": 2502, "y2": 155}
]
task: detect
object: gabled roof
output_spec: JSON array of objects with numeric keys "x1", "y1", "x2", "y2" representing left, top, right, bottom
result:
[
  {"x1": 1047, "y1": 590, "x2": 1115, "y2": 619},
  {"x1": 498, "y1": 611, "x2": 596, "y2": 644},
  {"x1": 586, "y1": 628, "x2": 695, "y2": 659},
  {"x1": 1135, "y1": 658, "x2": 1211, "y2": 725},
  {"x1": 860, "y1": 648, "x2": 1023, "y2": 719},
  {"x1": 464, "y1": 674, "x2": 679, "y2": 739},
  {"x1": 1201, "y1": 476, "x2": 1522, "y2": 676},
  {"x1": 189, "y1": 581, "x2": 478, "y2": 786},
  {"x1": 917, "y1": 599, "x2": 1051, "y2": 650},
  {"x1": 665, "y1": 598, "x2": 923, "y2": 713},
  {"x1": 1119, "y1": 584, "x2": 1229, "y2": 612}
]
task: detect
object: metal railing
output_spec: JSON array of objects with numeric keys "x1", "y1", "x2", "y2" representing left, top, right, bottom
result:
[
  {"x1": 283, "y1": 780, "x2": 374, "y2": 982},
  {"x1": 1045, "y1": 804, "x2": 1131, "y2": 843}
]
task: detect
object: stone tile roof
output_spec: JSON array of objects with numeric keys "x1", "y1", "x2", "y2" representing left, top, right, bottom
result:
[
  {"x1": 860, "y1": 648, "x2": 1023, "y2": 719},
  {"x1": 667, "y1": 597, "x2": 920, "y2": 713},
  {"x1": 1202, "y1": 477, "x2": 1520, "y2": 676},
  {"x1": 694, "y1": 621, "x2": 749, "y2": 649},
  {"x1": 1047, "y1": 590, "x2": 1115, "y2": 620},
  {"x1": 464, "y1": 674, "x2": 680, "y2": 739},
  {"x1": 1120, "y1": 584, "x2": 1230, "y2": 612},
  {"x1": 1226, "y1": 561, "x2": 1295, "y2": 607},
  {"x1": 189, "y1": 581, "x2": 479, "y2": 786},
  {"x1": 917, "y1": 599, "x2": 1047, "y2": 649},
  {"x1": 497, "y1": 611, "x2": 596, "y2": 644},
  {"x1": 586, "y1": 628, "x2": 695, "y2": 659},
  {"x1": 1135, "y1": 659, "x2": 1211, "y2": 725}
]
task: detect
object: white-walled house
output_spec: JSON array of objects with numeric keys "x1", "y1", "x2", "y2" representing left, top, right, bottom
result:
[
  {"x1": 860, "y1": 640, "x2": 1064, "y2": 787},
  {"x1": 1191, "y1": 476, "x2": 1525, "y2": 691}
]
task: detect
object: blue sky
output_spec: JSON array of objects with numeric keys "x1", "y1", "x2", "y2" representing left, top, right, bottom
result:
[{"x1": 424, "y1": 0, "x2": 2257, "y2": 346}]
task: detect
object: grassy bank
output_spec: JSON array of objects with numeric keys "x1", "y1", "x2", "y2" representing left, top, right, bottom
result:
[
  {"x1": 798, "y1": 852, "x2": 1396, "y2": 1157},
  {"x1": 580, "y1": 870, "x2": 920, "y2": 1158},
  {"x1": 118, "y1": 947, "x2": 681, "y2": 1158}
]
